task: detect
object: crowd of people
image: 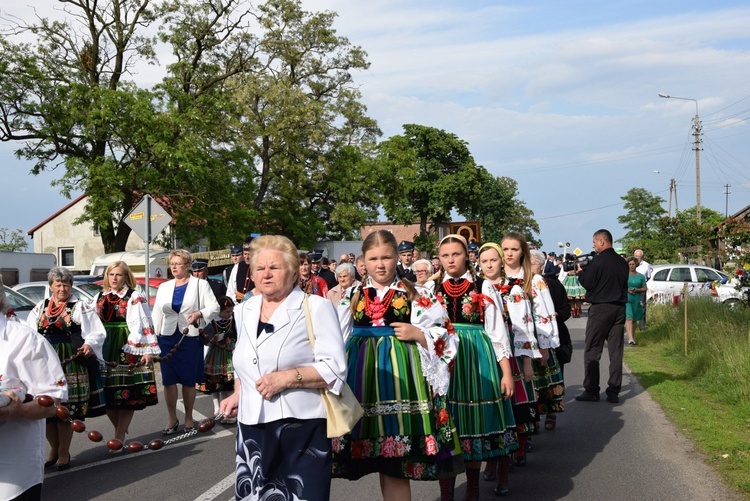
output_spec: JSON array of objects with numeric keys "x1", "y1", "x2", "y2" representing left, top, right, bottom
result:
[{"x1": 0, "y1": 228, "x2": 653, "y2": 501}]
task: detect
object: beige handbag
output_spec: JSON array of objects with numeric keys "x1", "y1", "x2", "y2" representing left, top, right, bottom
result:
[{"x1": 302, "y1": 296, "x2": 364, "y2": 438}]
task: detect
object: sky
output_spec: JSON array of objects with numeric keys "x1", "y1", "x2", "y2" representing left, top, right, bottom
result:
[{"x1": 2, "y1": 0, "x2": 749, "y2": 256}]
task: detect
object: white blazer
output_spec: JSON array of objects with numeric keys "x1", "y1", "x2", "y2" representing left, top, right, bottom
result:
[
  {"x1": 152, "y1": 276, "x2": 220, "y2": 337},
  {"x1": 233, "y1": 287, "x2": 347, "y2": 425}
]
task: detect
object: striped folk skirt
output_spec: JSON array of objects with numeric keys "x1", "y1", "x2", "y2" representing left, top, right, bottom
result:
[
  {"x1": 45, "y1": 333, "x2": 106, "y2": 420},
  {"x1": 102, "y1": 321, "x2": 158, "y2": 410},
  {"x1": 448, "y1": 323, "x2": 518, "y2": 461},
  {"x1": 332, "y1": 326, "x2": 464, "y2": 481},
  {"x1": 198, "y1": 343, "x2": 235, "y2": 394},
  {"x1": 562, "y1": 274, "x2": 586, "y2": 298}
]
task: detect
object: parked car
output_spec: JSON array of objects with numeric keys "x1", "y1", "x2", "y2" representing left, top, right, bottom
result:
[
  {"x1": 647, "y1": 264, "x2": 748, "y2": 307},
  {"x1": 12, "y1": 281, "x2": 99, "y2": 304},
  {"x1": 3, "y1": 286, "x2": 36, "y2": 322},
  {"x1": 93, "y1": 277, "x2": 167, "y2": 307}
]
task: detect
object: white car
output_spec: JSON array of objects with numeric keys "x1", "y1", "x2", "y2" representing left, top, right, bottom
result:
[
  {"x1": 12, "y1": 281, "x2": 100, "y2": 304},
  {"x1": 2, "y1": 286, "x2": 36, "y2": 322},
  {"x1": 647, "y1": 264, "x2": 747, "y2": 307}
]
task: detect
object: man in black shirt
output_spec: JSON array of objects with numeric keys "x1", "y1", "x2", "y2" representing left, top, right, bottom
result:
[{"x1": 575, "y1": 229, "x2": 629, "y2": 403}]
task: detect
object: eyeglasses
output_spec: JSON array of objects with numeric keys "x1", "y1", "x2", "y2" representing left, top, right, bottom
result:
[{"x1": 415, "y1": 269, "x2": 429, "y2": 274}]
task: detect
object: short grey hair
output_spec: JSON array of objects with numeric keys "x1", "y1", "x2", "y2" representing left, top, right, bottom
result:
[
  {"x1": 529, "y1": 250, "x2": 546, "y2": 266},
  {"x1": 335, "y1": 262, "x2": 355, "y2": 278},
  {"x1": 48, "y1": 267, "x2": 74, "y2": 286}
]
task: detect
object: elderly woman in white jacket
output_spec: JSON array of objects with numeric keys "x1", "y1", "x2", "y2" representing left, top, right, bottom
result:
[
  {"x1": 152, "y1": 249, "x2": 219, "y2": 435},
  {"x1": 220, "y1": 235, "x2": 347, "y2": 501}
]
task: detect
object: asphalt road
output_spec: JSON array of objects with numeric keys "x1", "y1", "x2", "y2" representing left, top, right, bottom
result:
[{"x1": 42, "y1": 314, "x2": 740, "y2": 500}]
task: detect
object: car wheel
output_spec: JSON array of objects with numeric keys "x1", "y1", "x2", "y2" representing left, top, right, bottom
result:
[{"x1": 723, "y1": 298, "x2": 742, "y2": 310}]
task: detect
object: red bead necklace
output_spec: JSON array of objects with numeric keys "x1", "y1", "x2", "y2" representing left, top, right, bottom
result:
[{"x1": 442, "y1": 278, "x2": 471, "y2": 298}]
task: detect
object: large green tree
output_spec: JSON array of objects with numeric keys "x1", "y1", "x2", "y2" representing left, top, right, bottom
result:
[
  {"x1": 226, "y1": 0, "x2": 381, "y2": 248},
  {"x1": 376, "y1": 124, "x2": 487, "y2": 241},
  {"x1": 0, "y1": 0, "x2": 377, "y2": 252},
  {"x1": 464, "y1": 173, "x2": 540, "y2": 247},
  {"x1": 617, "y1": 187, "x2": 666, "y2": 250}
]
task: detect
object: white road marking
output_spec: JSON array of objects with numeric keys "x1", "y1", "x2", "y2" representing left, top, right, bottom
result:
[{"x1": 193, "y1": 472, "x2": 236, "y2": 501}]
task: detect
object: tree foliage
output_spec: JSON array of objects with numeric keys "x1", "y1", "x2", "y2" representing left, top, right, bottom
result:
[
  {"x1": 376, "y1": 124, "x2": 487, "y2": 240},
  {"x1": 464, "y1": 173, "x2": 540, "y2": 247},
  {"x1": 0, "y1": 228, "x2": 28, "y2": 252},
  {"x1": 617, "y1": 188, "x2": 666, "y2": 249},
  {"x1": 0, "y1": 0, "x2": 378, "y2": 252}
]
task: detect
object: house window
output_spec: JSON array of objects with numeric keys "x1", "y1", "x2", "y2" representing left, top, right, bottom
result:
[{"x1": 60, "y1": 248, "x2": 75, "y2": 267}]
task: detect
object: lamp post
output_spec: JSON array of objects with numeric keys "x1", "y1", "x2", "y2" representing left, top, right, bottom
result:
[{"x1": 658, "y1": 92, "x2": 702, "y2": 223}]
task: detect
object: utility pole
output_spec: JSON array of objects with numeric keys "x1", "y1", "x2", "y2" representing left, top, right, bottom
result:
[
  {"x1": 724, "y1": 184, "x2": 731, "y2": 218},
  {"x1": 658, "y1": 93, "x2": 701, "y2": 223},
  {"x1": 692, "y1": 112, "x2": 702, "y2": 224},
  {"x1": 668, "y1": 178, "x2": 679, "y2": 218}
]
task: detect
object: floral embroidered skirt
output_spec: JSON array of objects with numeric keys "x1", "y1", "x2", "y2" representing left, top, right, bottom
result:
[
  {"x1": 332, "y1": 326, "x2": 464, "y2": 481},
  {"x1": 45, "y1": 333, "x2": 106, "y2": 420},
  {"x1": 198, "y1": 344, "x2": 235, "y2": 394},
  {"x1": 532, "y1": 349, "x2": 565, "y2": 414},
  {"x1": 562, "y1": 275, "x2": 586, "y2": 298},
  {"x1": 236, "y1": 418, "x2": 331, "y2": 501},
  {"x1": 102, "y1": 322, "x2": 158, "y2": 410},
  {"x1": 448, "y1": 323, "x2": 518, "y2": 461}
]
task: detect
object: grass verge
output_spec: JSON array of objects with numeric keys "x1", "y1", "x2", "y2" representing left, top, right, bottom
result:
[{"x1": 625, "y1": 298, "x2": 750, "y2": 499}]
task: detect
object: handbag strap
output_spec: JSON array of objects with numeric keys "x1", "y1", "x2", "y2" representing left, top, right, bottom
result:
[{"x1": 302, "y1": 295, "x2": 316, "y2": 348}]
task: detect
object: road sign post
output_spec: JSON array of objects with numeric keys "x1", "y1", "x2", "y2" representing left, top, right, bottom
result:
[{"x1": 124, "y1": 195, "x2": 172, "y2": 304}]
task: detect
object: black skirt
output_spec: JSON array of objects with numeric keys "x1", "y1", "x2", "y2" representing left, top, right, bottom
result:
[{"x1": 235, "y1": 418, "x2": 331, "y2": 501}]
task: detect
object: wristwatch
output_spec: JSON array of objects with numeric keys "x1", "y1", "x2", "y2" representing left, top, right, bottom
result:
[{"x1": 295, "y1": 368, "x2": 303, "y2": 385}]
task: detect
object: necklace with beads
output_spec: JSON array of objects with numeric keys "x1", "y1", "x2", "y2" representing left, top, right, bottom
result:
[
  {"x1": 45, "y1": 299, "x2": 69, "y2": 324},
  {"x1": 100, "y1": 290, "x2": 126, "y2": 323},
  {"x1": 442, "y1": 277, "x2": 471, "y2": 298}
]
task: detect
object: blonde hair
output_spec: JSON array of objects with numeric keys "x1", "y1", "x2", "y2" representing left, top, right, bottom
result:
[
  {"x1": 102, "y1": 261, "x2": 137, "y2": 290},
  {"x1": 169, "y1": 249, "x2": 192, "y2": 266},
  {"x1": 249, "y1": 235, "x2": 300, "y2": 278}
]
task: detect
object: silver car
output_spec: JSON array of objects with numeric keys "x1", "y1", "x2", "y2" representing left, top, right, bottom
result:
[{"x1": 12, "y1": 281, "x2": 100, "y2": 304}]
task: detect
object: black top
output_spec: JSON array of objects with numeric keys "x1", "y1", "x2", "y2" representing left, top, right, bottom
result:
[
  {"x1": 545, "y1": 275, "x2": 571, "y2": 346},
  {"x1": 578, "y1": 247, "x2": 629, "y2": 305}
]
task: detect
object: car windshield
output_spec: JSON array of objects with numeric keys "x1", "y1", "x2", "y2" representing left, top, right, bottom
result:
[
  {"x1": 76, "y1": 283, "x2": 103, "y2": 297},
  {"x1": 3, "y1": 286, "x2": 35, "y2": 311}
]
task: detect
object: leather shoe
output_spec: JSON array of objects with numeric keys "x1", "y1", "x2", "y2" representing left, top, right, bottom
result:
[
  {"x1": 574, "y1": 392, "x2": 600, "y2": 402},
  {"x1": 56, "y1": 461, "x2": 70, "y2": 471},
  {"x1": 162, "y1": 419, "x2": 179, "y2": 436},
  {"x1": 44, "y1": 456, "x2": 58, "y2": 468},
  {"x1": 606, "y1": 394, "x2": 620, "y2": 403}
]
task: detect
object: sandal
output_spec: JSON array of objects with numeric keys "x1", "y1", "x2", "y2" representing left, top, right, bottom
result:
[{"x1": 545, "y1": 414, "x2": 557, "y2": 430}]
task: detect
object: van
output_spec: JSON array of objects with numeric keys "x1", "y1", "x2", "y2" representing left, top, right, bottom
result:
[{"x1": 90, "y1": 250, "x2": 170, "y2": 279}]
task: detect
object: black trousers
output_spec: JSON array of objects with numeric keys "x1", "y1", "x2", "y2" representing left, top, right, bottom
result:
[{"x1": 582, "y1": 302, "x2": 626, "y2": 396}]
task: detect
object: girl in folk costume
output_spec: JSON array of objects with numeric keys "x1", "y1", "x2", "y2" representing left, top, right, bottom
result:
[
  {"x1": 334, "y1": 230, "x2": 463, "y2": 501},
  {"x1": 497, "y1": 232, "x2": 564, "y2": 467},
  {"x1": 93, "y1": 261, "x2": 160, "y2": 449},
  {"x1": 428, "y1": 235, "x2": 517, "y2": 501},
  {"x1": 298, "y1": 252, "x2": 329, "y2": 297},
  {"x1": 197, "y1": 296, "x2": 237, "y2": 423}
]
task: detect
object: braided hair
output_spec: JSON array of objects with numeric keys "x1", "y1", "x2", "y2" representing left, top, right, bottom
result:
[
  {"x1": 436, "y1": 235, "x2": 481, "y2": 296},
  {"x1": 349, "y1": 230, "x2": 418, "y2": 315}
]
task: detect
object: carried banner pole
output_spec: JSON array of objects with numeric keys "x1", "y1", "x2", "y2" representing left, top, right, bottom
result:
[{"x1": 145, "y1": 195, "x2": 152, "y2": 305}]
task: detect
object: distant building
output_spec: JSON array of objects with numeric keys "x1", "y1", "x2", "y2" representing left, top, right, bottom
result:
[
  {"x1": 360, "y1": 221, "x2": 481, "y2": 253},
  {"x1": 26, "y1": 194, "x2": 167, "y2": 274}
]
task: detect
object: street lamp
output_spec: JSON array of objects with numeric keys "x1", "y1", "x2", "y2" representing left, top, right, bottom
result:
[
  {"x1": 658, "y1": 92, "x2": 702, "y2": 223},
  {"x1": 558, "y1": 241, "x2": 570, "y2": 258}
]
